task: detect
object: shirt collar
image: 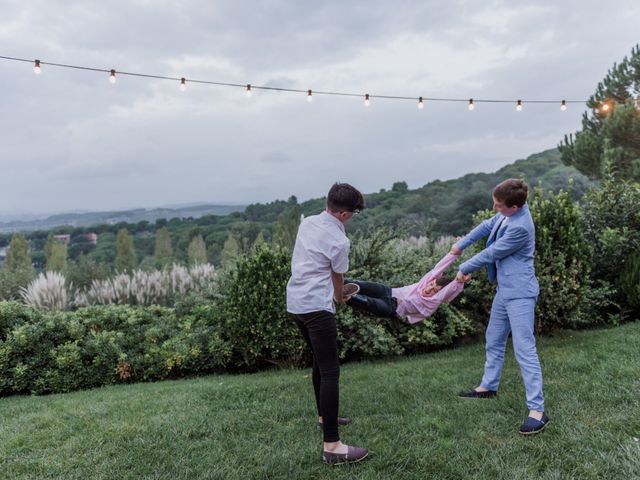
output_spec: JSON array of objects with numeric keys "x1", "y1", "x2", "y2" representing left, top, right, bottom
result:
[{"x1": 321, "y1": 210, "x2": 346, "y2": 233}]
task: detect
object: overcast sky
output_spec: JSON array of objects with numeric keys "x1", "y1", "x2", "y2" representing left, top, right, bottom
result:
[{"x1": 1, "y1": 0, "x2": 638, "y2": 216}]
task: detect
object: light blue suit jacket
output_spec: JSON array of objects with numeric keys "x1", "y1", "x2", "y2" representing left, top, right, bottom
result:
[{"x1": 457, "y1": 203, "x2": 539, "y2": 299}]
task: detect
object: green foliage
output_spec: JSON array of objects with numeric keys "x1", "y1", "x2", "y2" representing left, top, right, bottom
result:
[
  {"x1": 219, "y1": 245, "x2": 305, "y2": 369},
  {"x1": 115, "y1": 229, "x2": 137, "y2": 273},
  {"x1": 560, "y1": 44, "x2": 640, "y2": 181},
  {"x1": 63, "y1": 255, "x2": 111, "y2": 291},
  {"x1": 0, "y1": 302, "x2": 231, "y2": 395},
  {"x1": 154, "y1": 227, "x2": 173, "y2": 265},
  {"x1": 529, "y1": 185, "x2": 604, "y2": 330},
  {"x1": 220, "y1": 233, "x2": 241, "y2": 267},
  {"x1": 47, "y1": 241, "x2": 68, "y2": 272},
  {"x1": 0, "y1": 234, "x2": 36, "y2": 300},
  {"x1": 580, "y1": 164, "x2": 640, "y2": 315},
  {"x1": 6, "y1": 234, "x2": 32, "y2": 271},
  {"x1": 272, "y1": 206, "x2": 301, "y2": 250},
  {"x1": 187, "y1": 235, "x2": 207, "y2": 266}
]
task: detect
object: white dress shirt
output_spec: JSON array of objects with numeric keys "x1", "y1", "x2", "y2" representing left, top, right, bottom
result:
[{"x1": 286, "y1": 211, "x2": 350, "y2": 314}]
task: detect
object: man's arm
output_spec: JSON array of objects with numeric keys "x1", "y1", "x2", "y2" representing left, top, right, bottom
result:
[
  {"x1": 459, "y1": 226, "x2": 529, "y2": 274},
  {"x1": 331, "y1": 271, "x2": 345, "y2": 303},
  {"x1": 451, "y1": 215, "x2": 499, "y2": 254}
]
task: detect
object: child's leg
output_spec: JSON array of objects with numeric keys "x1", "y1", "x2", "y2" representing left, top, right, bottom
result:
[
  {"x1": 346, "y1": 294, "x2": 397, "y2": 317},
  {"x1": 344, "y1": 278, "x2": 392, "y2": 299}
]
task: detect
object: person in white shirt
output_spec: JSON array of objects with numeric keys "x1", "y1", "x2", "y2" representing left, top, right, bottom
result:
[{"x1": 286, "y1": 182, "x2": 369, "y2": 465}]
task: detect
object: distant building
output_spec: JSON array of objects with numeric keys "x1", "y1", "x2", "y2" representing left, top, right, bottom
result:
[
  {"x1": 86, "y1": 232, "x2": 98, "y2": 244},
  {"x1": 54, "y1": 234, "x2": 71, "y2": 245}
]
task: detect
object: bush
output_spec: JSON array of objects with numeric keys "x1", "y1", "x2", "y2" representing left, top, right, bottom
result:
[
  {"x1": 580, "y1": 164, "x2": 640, "y2": 316},
  {"x1": 0, "y1": 302, "x2": 231, "y2": 395},
  {"x1": 529, "y1": 185, "x2": 606, "y2": 331},
  {"x1": 219, "y1": 244, "x2": 305, "y2": 369}
]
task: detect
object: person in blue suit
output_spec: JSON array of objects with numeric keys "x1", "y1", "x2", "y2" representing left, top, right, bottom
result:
[{"x1": 451, "y1": 178, "x2": 549, "y2": 435}]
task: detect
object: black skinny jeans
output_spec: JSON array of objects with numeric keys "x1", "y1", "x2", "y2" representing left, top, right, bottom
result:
[
  {"x1": 344, "y1": 278, "x2": 398, "y2": 317},
  {"x1": 292, "y1": 310, "x2": 341, "y2": 442}
]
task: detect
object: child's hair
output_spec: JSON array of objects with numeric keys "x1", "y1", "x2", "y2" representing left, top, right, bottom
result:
[
  {"x1": 436, "y1": 276, "x2": 451, "y2": 287},
  {"x1": 493, "y1": 178, "x2": 528, "y2": 208},
  {"x1": 327, "y1": 183, "x2": 365, "y2": 213}
]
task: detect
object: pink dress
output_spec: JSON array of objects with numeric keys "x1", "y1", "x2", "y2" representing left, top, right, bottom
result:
[{"x1": 392, "y1": 253, "x2": 464, "y2": 324}]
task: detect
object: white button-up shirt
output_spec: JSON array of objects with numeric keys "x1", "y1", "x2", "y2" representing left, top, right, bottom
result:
[{"x1": 286, "y1": 211, "x2": 350, "y2": 314}]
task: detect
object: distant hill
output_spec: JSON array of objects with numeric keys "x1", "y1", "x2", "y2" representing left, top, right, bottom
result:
[
  {"x1": 295, "y1": 148, "x2": 594, "y2": 237},
  {"x1": 0, "y1": 148, "x2": 594, "y2": 267},
  {"x1": 0, "y1": 204, "x2": 246, "y2": 233}
]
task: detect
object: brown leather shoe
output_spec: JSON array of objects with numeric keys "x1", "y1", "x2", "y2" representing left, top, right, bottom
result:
[
  {"x1": 317, "y1": 416, "x2": 352, "y2": 430},
  {"x1": 322, "y1": 445, "x2": 369, "y2": 465}
]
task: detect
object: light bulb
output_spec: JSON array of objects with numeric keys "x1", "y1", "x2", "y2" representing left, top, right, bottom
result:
[
  {"x1": 468, "y1": 98, "x2": 475, "y2": 111},
  {"x1": 245, "y1": 84, "x2": 252, "y2": 97},
  {"x1": 33, "y1": 59, "x2": 41, "y2": 75},
  {"x1": 560, "y1": 100, "x2": 567, "y2": 111},
  {"x1": 418, "y1": 97, "x2": 424, "y2": 110},
  {"x1": 601, "y1": 102, "x2": 610, "y2": 112},
  {"x1": 109, "y1": 69, "x2": 116, "y2": 84},
  {"x1": 516, "y1": 99, "x2": 523, "y2": 111},
  {"x1": 364, "y1": 93, "x2": 370, "y2": 107},
  {"x1": 307, "y1": 89, "x2": 313, "y2": 102},
  {"x1": 180, "y1": 77, "x2": 186, "y2": 91}
]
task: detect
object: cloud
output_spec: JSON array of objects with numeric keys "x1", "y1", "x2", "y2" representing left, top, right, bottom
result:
[{"x1": 1, "y1": 0, "x2": 639, "y2": 213}]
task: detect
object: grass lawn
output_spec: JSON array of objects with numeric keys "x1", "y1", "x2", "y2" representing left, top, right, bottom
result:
[{"x1": 1, "y1": 322, "x2": 639, "y2": 479}]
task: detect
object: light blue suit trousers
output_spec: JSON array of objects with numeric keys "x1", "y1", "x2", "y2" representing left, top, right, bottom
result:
[{"x1": 480, "y1": 292, "x2": 544, "y2": 410}]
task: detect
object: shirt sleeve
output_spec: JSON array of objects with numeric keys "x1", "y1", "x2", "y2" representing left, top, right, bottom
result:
[
  {"x1": 459, "y1": 225, "x2": 528, "y2": 274},
  {"x1": 330, "y1": 239, "x2": 350, "y2": 274},
  {"x1": 457, "y1": 215, "x2": 499, "y2": 250},
  {"x1": 433, "y1": 280, "x2": 464, "y2": 304}
]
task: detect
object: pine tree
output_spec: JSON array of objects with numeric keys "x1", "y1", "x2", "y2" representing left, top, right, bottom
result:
[
  {"x1": 272, "y1": 206, "x2": 301, "y2": 249},
  {"x1": 44, "y1": 233, "x2": 55, "y2": 263},
  {"x1": 220, "y1": 233, "x2": 241, "y2": 267},
  {"x1": 559, "y1": 44, "x2": 640, "y2": 181},
  {"x1": 6, "y1": 234, "x2": 32, "y2": 271},
  {"x1": 115, "y1": 229, "x2": 137, "y2": 273},
  {"x1": 187, "y1": 235, "x2": 208, "y2": 265},
  {"x1": 47, "y1": 242, "x2": 68, "y2": 272},
  {"x1": 154, "y1": 227, "x2": 173, "y2": 264}
]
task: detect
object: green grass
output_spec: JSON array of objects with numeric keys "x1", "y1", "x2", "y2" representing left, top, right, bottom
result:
[{"x1": 1, "y1": 322, "x2": 639, "y2": 480}]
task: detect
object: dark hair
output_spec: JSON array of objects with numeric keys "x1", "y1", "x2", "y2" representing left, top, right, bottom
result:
[
  {"x1": 327, "y1": 183, "x2": 365, "y2": 213},
  {"x1": 436, "y1": 276, "x2": 451, "y2": 287},
  {"x1": 493, "y1": 178, "x2": 528, "y2": 208}
]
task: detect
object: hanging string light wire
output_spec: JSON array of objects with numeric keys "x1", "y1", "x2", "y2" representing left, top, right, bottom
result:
[{"x1": 0, "y1": 54, "x2": 588, "y2": 107}]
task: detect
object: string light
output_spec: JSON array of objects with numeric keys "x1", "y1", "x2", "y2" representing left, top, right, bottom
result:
[
  {"x1": 180, "y1": 77, "x2": 186, "y2": 91},
  {"x1": 560, "y1": 100, "x2": 567, "y2": 111},
  {"x1": 0, "y1": 55, "x2": 588, "y2": 112},
  {"x1": 601, "y1": 102, "x2": 610, "y2": 112},
  {"x1": 418, "y1": 96, "x2": 424, "y2": 109},
  {"x1": 307, "y1": 89, "x2": 313, "y2": 102}
]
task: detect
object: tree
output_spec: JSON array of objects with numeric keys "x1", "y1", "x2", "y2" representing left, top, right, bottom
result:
[
  {"x1": 115, "y1": 229, "x2": 137, "y2": 273},
  {"x1": 6, "y1": 234, "x2": 32, "y2": 271},
  {"x1": 47, "y1": 242, "x2": 68, "y2": 272},
  {"x1": 154, "y1": 227, "x2": 173, "y2": 264},
  {"x1": 220, "y1": 233, "x2": 241, "y2": 267},
  {"x1": 272, "y1": 206, "x2": 301, "y2": 250},
  {"x1": 0, "y1": 234, "x2": 36, "y2": 300},
  {"x1": 559, "y1": 44, "x2": 640, "y2": 181},
  {"x1": 391, "y1": 181, "x2": 409, "y2": 193},
  {"x1": 187, "y1": 235, "x2": 208, "y2": 265}
]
